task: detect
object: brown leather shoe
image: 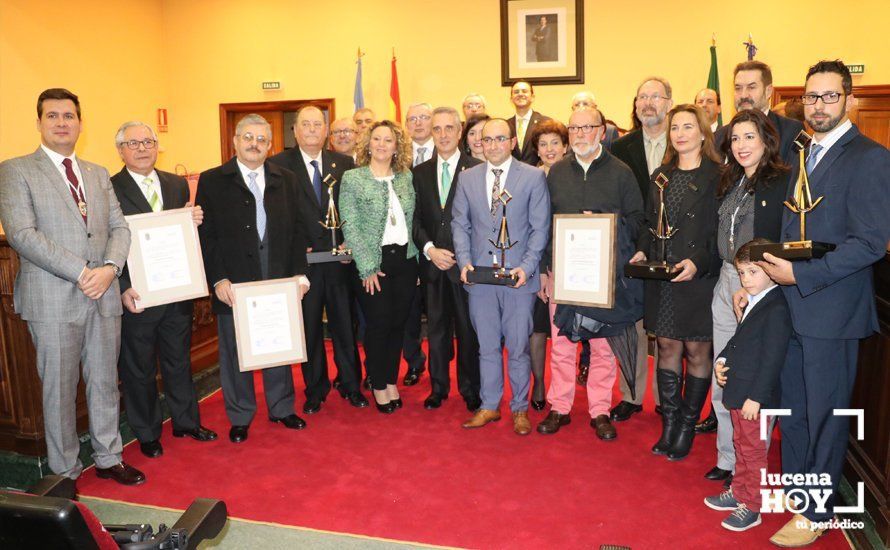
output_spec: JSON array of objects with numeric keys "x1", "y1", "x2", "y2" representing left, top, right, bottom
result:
[
  {"x1": 591, "y1": 414, "x2": 617, "y2": 440},
  {"x1": 462, "y1": 408, "x2": 501, "y2": 429},
  {"x1": 537, "y1": 410, "x2": 571, "y2": 434},
  {"x1": 95, "y1": 462, "x2": 146, "y2": 486},
  {"x1": 512, "y1": 411, "x2": 532, "y2": 435},
  {"x1": 769, "y1": 514, "x2": 825, "y2": 547}
]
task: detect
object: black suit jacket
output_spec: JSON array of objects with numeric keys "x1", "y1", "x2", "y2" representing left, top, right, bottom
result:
[
  {"x1": 267, "y1": 147, "x2": 355, "y2": 252},
  {"x1": 195, "y1": 158, "x2": 308, "y2": 314},
  {"x1": 412, "y1": 152, "x2": 483, "y2": 283},
  {"x1": 507, "y1": 110, "x2": 551, "y2": 165},
  {"x1": 111, "y1": 168, "x2": 193, "y2": 321},
  {"x1": 715, "y1": 110, "x2": 804, "y2": 166},
  {"x1": 610, "y1": 129, "x2": 650, "y2": 202},
  {"x1": 719, "y1": 287, "x2": 792, "y2": 410}
]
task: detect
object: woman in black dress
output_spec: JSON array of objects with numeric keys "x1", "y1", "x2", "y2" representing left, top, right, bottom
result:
[{"x1": 630, "y1": 104, "x2": 721, "y2": 460}]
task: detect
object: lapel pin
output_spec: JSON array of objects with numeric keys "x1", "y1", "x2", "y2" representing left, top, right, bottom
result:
[
  {"x1": 332, "y1": 163, "x2": 337, "y2": 168},
  {"x1": 762, "y1": 200, "x2": 767, "y2": 207}
]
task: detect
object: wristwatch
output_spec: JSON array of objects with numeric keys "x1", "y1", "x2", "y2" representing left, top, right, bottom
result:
[{"x1": 104, "y1": 261, "x2": 122, "y2": 277}]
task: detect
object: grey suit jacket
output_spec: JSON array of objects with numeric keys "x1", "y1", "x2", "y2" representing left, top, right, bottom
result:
[
  {"x1": 451, "y1": 160, "x2": 550, "y2": 295},
  {"x1": 0, "y1": 147, "x2": 130, "y2": 321}
]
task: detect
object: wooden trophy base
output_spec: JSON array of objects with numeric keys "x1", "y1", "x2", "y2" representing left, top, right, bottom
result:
[
  {"x1": 624, "y1": 261, "x2": 678, "y2": 280},
  {"x1": 749, "y1": 240, "x2": 835, "y2": 261},
  {"x1": 307, "y1": 249, "x2": 353, "y2": 264},
  {"x1": 467, "y1": 266, "x2": 518, "y2": 286}
]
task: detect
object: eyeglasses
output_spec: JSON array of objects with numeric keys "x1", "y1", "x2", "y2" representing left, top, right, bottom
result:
[
  {"x1": 331, "y1": 129, "x2": 356, "y2": 137},
  {"x1": 566, "y1": 124, "x2": 603, "y2": 134},
  {"x1": 237, "y1": 133, "x2": 269, "y2": 144},
  {"x1": 120, "y1": 139, "x2": 157, "y2": 150},
  {"x1": 636, "y1": 94, "x2": 669, "y2": 103},
  {"x1": 406, "y1": 114, "x2": 431, "y2": 123},
  {"x1": 481, "y1": 136, "x2": 511, "y2": 144},
  {"x1": 800, "y1": 92, "x2": 844, "y2": 105},
  {"x1": 464, "y1": 102, "x2": 483, "y2": 109}
]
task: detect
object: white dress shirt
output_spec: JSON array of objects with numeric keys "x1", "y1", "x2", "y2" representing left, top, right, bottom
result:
[
  {"x1": 643, "y1": 131, "x2": 667, "y2": 176},
  {"x1": 412, "y1": 139, "x2": 434, "y2": 166},
  {"x1": 809, "y1": 119, "x2": 853, "y2": 170},
  {"x1": 380, "y1": 176, "x2": 409, "y2": 246},
  {"x1": 41, "y1": 144, "x2": 87, "y2": 202},
  {"x1": 423, "y1": 150, "x2": 460, "y2": 257},
  {"x1": 485, "y1": 157, "x2": 513, "y2": 207},
  {"x1": 127, "y1": 168, "x2": 163, "y2": 209},
  {"x1": 236, "y1": 160, "x2": 266, "y2": 193},
  {"x1": 741, "y1": 284, "x2": 778, "y2": 323},
  {"x1": 515, "y1": 110, "x2": 532, "y2": 144},
  {"x1": 710, "y1": 121, "x2": 719, "y2": 133},
  {"x1": 299, "y1": 148, "x2": 323, "y2": 181}
]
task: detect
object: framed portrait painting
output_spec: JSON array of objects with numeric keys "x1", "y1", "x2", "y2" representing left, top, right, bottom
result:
[{"x1": 500, "y1": 0, "x2": 584, "y2": 85}]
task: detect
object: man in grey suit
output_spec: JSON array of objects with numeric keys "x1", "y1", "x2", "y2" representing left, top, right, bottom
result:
[
  {"x1": 452, "y1": 118, "x2": 550, "y2": 436},
  {"x1": 0, "y1": 88, "x2": 144, "y2": 485}
]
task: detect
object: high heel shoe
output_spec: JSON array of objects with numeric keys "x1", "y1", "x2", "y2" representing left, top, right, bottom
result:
[
  {"x1": 376, "y1": 401, "x2": 396, "y2": 414},
  {"x1": 531, "y1": 400, "x2": 546, "y2": 411},
  {"x1": 390, "y1": 398, "x2": 403, "y2": 409}
]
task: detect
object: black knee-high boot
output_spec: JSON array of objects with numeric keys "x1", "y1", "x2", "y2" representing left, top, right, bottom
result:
[
  {"x1": 651, "y1": 369, "x2": 681, "y2": 455},
  {"x1": 667, "y1": 373, "x2": 711, "y2": 460}
]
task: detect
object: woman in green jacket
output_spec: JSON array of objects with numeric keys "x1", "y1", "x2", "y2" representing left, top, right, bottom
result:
[{"x1": 340, "y1": 120, "x2": 418, "y2": 414}]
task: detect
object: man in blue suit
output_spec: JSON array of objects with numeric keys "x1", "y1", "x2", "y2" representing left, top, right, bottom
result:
[
  {"x1": 451, "y1": 119, "x2": 550, "y2": 435},
  {"x1": 743, "y1": 60, "x2": 890, "y2": 547}
]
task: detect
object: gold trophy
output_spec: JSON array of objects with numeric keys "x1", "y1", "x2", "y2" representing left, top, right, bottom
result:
[
  {"x1": 625, "y1": 173, "x2": 680, "y2": 280},
  {"x1": 306, "y1": 174, "x2": 354, "y2": 264},
  {"x1": 467, "y1": 189, "x2": 520, "y2": 285},
  {"x1": 750, "y1": 131, "x2": 835, "y2": 261}
]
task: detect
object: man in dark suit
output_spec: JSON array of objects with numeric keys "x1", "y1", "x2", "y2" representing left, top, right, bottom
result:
[
  {"x1": 268, "y1": 106, "x2": 368, "y2": 413},
  {"x1": 507, "y1": 81, "x2": 551, "y2": 165},
  {"x1": 111, "y1": 121, "x2": 217, "y2": 458},
  {"x1": 694, "y1": 88, "x2": 722, "y2": 134},
  {"x1": 412, "y1": 106, "x2": 483, "y2": 411},
  {"x1": 610, "y1": 76, "x2": 674, "y2": 422},
  {"x1": 715, "y1": 61, "x2": 803, "y2": 166},
  {"x1": 743, "y1": 61, "x2": 890, "y2": 547},
  {"x1": 196, "y1": 114, "x2": 311, "y2": 443}
]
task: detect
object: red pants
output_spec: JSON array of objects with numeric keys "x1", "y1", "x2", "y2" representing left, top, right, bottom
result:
[{"x1": 730, "y1": 408, "x2": 768, "y2": 509}]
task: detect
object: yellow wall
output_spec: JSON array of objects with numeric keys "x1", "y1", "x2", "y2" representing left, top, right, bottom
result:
[{"x1": 2, "y1": 0, "x2": 888, "y2": 172}]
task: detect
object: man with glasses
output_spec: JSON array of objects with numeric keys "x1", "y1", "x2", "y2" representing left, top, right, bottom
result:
[
  {"x1": 716, "y1": 61, "x2": 803, "y2": 165},
  {"x1": 196, "y1": 114, "x2": 311, "y2": 443},
  {"x1": 0, "y1": 89, "x2": 143, "y2": 485},
  {"x1": 507, "y1": 81, "x2": 552, "y2": 165},
  {"x1": 451, "y1": 119, "x2": 550, "y2": 436},
  {"x1": 537, "y1": 108, "x2": 645, "y2": 440},
  {"x1": 740, "y1": 60, "x2": 890, "y2": 546},
  {"x1": 269, "y1": 106, "x2": 367, "y2": 415},
  {"x1": 110, "y1": 122, "x2": 217, "y2": 459},
  {"x1": 610, "y1": 76, "x2": 674, "y2": 423},
  {"x1": 412, "y1": 106, "x2": 483, "y2": 411},
  {"x1": 570, "y1": 91, "x2": 620, "y2": 151},
  {"x1": 329, "y1": 117, "x2": 358, "y2": 159},
  {"x1": 461, "y1": 93, "x2": 487, "y2": 121}
]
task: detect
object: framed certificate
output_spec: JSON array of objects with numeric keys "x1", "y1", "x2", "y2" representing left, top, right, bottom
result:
[
  {"x1": 552, "y1": 213, "x2": 616, "y2": 308},
  {"x1": 124, "y1": 207, "x2": 209, "y2": 309},
  {"x1": 231, "y1": 277, "x2": 307, "y2": 371}
]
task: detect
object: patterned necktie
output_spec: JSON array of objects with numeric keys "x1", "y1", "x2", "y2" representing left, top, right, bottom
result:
[
  {"x1": 310, "y1": 159, "x2": 323, "y2": 204},
  {"x1": 247, "y1": 172, "x2": 266, "y2": 239},
  {"x1": 61, "y1": 158, "x2": 87, "y2": 223},
  {"x1": 142, "y1": 177, "x2": 160, "y2": 212},
  {"x1": 490, "y1": 168, "x2": 503, "y2": 215},
  {"x1": 806, "y1": 143, "x2": 823, "y2": 176},
  {"x1": 415, "y1": 146, "x2": 427, "y2": 167},
  {"x1": 517, "y1": 118, "x2": 527, "y2": 146},
  {"x1": 440, "y1": 161, "x2": 452, "y2": 208}
]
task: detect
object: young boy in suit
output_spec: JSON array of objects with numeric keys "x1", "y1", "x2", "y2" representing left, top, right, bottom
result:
[{"x1": 703, "y1": 238, "x2": 792, "y2": 531}]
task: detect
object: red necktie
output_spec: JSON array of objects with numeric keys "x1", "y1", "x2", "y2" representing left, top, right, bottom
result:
[{"x1": 61, "y1": 158, "x2": 87, "y2": 223}]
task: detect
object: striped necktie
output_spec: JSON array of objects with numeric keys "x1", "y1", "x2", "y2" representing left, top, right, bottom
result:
[
  {"x1": 142, "y1": 177, "x2": 160, "y2": 212},
  {"x1": 490, "y1": 168, "x2": 503, "y2": 215}
]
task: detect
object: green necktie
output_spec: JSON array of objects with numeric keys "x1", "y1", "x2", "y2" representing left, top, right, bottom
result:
[
  {"x1": 143, "y1": 177, "x2": 160, "y2": 212},
  {"x1": 440, "y1": 162, "x2": 451, "y2": 208}
]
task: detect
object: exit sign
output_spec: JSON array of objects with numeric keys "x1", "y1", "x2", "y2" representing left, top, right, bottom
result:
[
  {"x1": 262, "y1": 81, "x2": 281, "y2": 90},
  {"x1": 846, "y1": 64, "x2": 865, "y2": 75}
]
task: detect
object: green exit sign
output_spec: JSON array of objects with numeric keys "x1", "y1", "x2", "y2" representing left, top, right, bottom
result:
[
  {"x1": 846, "y1": 64, "x2": 865, "y2": 75},
  {"x1": 261, "y1": 81, "x2": 281, "y2": 90}
]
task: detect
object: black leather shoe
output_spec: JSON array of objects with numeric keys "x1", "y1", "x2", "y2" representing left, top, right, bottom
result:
[
  {"x1": 346, "y1": 391, "x2": 369, "y2": 408},
  {"x1": 172, "y1": 426, "x2": 218, "y2": 441},
  {"x1": 695, "y1": 413, "x2": 718, "y2": 434},
  {"x1": 465, "y1": 398, "x2": 482, "y2": 412},
  {"x1": 391, "y1": 398, "x2": 403, "y2": 409},
  {"x1": 403, "y1": 370, "x2": 421, "y2": 386},
  {"x1": 705, "y1": 466, "x2": 732, "y2": 481},
  {"x1": 96, "y1": 462, "x2": 146, "y2": 485},
  {"x1": 610, "y1": 401, "x2": 643, "y2": 422},
  {"x1": 270, "y1": 414, "x2": 307, "y2": 430},
  {"x1": 303, "y1": 398, "x2": 324, "y2": 415},
  {"x1": 424, "y1": 393, "x2": 447, "y2": 409},
  {"x1": 723, "y1": 474, "x2": 734, "y2": 490},
  {"x1": 375, "y1": 401, "x2": 396, "y2": 414},
  {"x1": 229, "y1": 425, "x2": 249, "y2": 443},
  {"x1": 531, "y1": 399, "x2": 546, "y2": 411},
  {"x1": 139, "y1": 439, "x2": 163, "y2": 458}
]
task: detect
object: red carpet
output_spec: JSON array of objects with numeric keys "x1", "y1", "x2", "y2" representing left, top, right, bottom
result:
[{"x1": 78, "y1": 341, "x2": 849, "y2": 549}]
